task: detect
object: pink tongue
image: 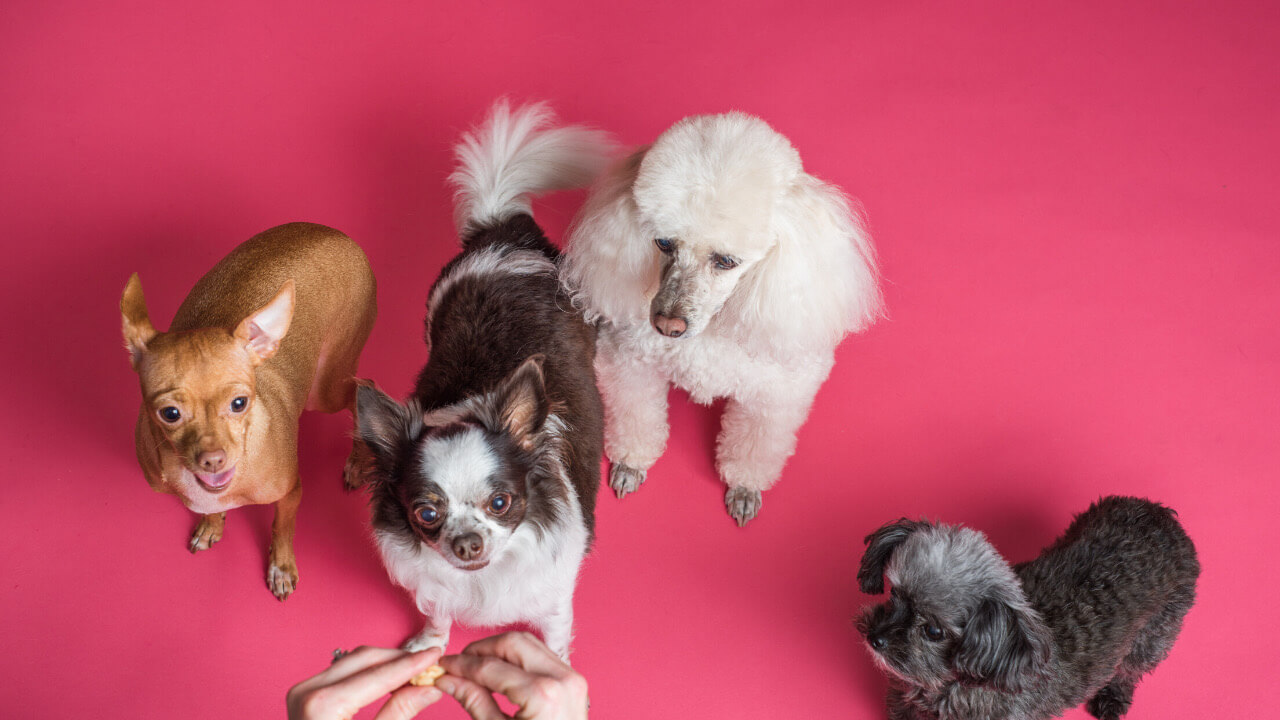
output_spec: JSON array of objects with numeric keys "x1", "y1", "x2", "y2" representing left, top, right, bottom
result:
[{"x1": 197, "y1": 469, "x2": 233, "y2": 488}]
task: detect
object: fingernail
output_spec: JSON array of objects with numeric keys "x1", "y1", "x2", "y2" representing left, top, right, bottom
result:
[{"x1": 434, "y1": 677, "x2": 456, "y2": 695}]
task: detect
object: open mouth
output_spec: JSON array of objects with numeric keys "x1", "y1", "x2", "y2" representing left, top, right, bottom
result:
[
  {"x1": 194, "y1": 467, "x2": 236, "y2": 493},
  {"x1": 455, "y1": 559, "x2": 490, "y2": 571}
]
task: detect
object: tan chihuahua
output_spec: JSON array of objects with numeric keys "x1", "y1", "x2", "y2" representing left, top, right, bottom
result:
[{"x1": 121, "y1": 222, "x2": 377, "y2": 600}]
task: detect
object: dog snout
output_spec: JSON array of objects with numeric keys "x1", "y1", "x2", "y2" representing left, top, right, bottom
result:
[
  {"x1": 197, "y1": 449, "x2": 227, "y2": 473},
  {"x1": 652, "y1": 313, "x2": 687, "y2": 338},
  {"x1": 451, "y1": 532, "x2": 484, "y2": 561}
]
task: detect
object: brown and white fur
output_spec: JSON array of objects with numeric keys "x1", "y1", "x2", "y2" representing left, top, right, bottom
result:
[
  {"x1": 561, "y1": 113, "x2": 882, "y2": 525},
  {"x1": 355, "y1": 101, "x2": 606, "y2": 659},
  {"x1": 121, "y1": 222, "x2": 377, "y2": 599}
]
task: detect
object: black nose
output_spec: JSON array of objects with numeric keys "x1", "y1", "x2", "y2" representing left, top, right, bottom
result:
[
  {"x1": 869, "y1": 634, "x2": 888, "y2": 651},
  {"x1": 452, "y1": 533, "x2": 484, "y2": 561}
]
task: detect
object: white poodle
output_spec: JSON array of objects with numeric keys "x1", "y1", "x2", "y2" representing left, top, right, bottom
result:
[{"x1": 561, "y1": 112, "x2": 882, "y2": 525}]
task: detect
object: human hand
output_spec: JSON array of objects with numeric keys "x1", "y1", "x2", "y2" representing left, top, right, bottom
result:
[
  {"x1": 436, "y1": 632, "x2": 588, "y2": 720},
  {"x1": 287, "y1": 646, "x2": 445, "y2": 720}
]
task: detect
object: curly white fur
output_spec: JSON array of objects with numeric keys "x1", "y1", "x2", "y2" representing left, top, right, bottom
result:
[{"x1": 561, "y1": 112, "x2": 882, "y2": 524}]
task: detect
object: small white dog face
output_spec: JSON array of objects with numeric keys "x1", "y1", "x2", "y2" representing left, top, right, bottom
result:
[
  {"x1": 411, "y1": 426, "x2": 527, "y2": 570},
  {"x1": 632, "y1": 113, "x2": 801, "y2": 339}
]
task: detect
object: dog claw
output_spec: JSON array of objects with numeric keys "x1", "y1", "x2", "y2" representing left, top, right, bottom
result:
[
  {"x1": 609, "y1": 463, "x2": 646, "y2": 498},
  {"x1": 188, "y1": 513, "x2": 226, "y2": 553},
  {"x1": 725, "y1": 487, "x2": 762, "y2": 526},
  {"x1": 267, "y1": 561, "x2": 298, "y2": 600}
]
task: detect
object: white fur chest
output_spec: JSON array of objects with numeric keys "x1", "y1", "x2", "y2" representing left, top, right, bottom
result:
[{"x1": 603, "y1": 321, "x2": 833, "y2": 405}]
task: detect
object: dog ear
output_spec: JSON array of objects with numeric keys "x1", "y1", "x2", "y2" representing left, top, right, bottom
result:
[
  {"x1": 234, "y1": 280, "x2": 295, "y2": 365},
  {"x1": 491, "y1": 355, "x2": 550, "y2": 450},
  {"x1": 954, "y1": 594, "x2": 1054, "y2": 693},
  {"x1": 355, "y1": 382, "x2": 422, "y2": 476},
  {"x1": 121, "y1": 273, "x2": 157, "y2": 368},
  {"x1": 718, "y1": 174, "x2": 883, "y2": 354},
  {"x1": 857, "y1": 519, "x2": 930, "y2": 594},
  {"x1": 560, "y1": 147, "x2": 660, "y2": 326}
]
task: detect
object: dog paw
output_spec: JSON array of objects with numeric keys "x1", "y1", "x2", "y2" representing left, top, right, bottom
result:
[
  {"x1": 609, "y1": 463, "x2": 646, "y2": 498},
  {"x1": 403, "y1": 631, "x2": 448, "y2": 653},
  {"x1": 267, "y1": 559, "x2": 298, "y2": 601},
  {"x1": 1086, "y1": 685, "x2": 1133, "y2": 720},
  {"x1": 188, "y1": 513, "x2": 226, "y2": 553},
  {"x1": 725, "y1": 487, "x2": 762, "y2": 527}
]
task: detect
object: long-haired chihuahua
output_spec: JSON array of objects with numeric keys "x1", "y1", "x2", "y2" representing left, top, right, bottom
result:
[{"x1": 355, "y1": 101, "x2": 608, "y2": 659}]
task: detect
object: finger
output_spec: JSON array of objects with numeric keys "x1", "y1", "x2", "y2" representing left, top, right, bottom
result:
[
  {"x1": 329, "y1": 648, "x2": 443, "y2": 711},
  {"x1": 326, "y1": 646, "x2": 415, "y2": 681},
  {"x1": 287, "y1": 648, "x2": 405, "y2": 701},
  {"x1": 459, "y1": 632, "x2": 571, "y2": 678},
  {"x1": 440, "y1": 653, "x2": 543, "y2": 709},
  {"x1": 372, "y1": 686, "x2": 443, "y2": 720},
  {"x1": 435, "y1": 675, "x2": 508, "y2": 720}
]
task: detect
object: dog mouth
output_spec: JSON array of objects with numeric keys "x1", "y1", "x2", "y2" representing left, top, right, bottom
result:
[
  {"x1": 452, "y1": 559, "x2": 490, "y2": 571},
  {"x1": 194, "y1": 467, "x2": 236, "y2": 493}
]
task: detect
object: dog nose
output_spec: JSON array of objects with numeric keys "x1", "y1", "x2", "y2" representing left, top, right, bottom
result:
[
  {"x1": 197, "y1": 450, "x2": 226, "y2": 473},
  {"x1": 452, "y1": 533, "x2": 484, "y2": 561},
  {"x1": 652, "y1": 313, "x2": 687, "y2": 338},
  {"x1": 869, "y1": 633, "x2": 888, "y2": 651}
]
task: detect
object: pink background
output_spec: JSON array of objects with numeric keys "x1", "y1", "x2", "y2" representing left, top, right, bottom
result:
[{"x1": 2, "y1": 1, "x2": 1276, "y2": 718}]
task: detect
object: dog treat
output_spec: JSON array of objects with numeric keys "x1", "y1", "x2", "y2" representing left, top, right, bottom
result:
[{"x1": 409, "y1": 665, "x2": 446, "y2": 686}]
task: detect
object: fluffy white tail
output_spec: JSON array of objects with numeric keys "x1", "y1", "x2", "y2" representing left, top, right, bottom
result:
[{"x1": 449, "y1": 100, "x2": 613, "y2": 237}]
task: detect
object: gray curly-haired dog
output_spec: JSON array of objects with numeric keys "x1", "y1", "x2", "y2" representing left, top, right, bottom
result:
[{"x1": 856, "y1": 496, "x2": 1199, "y2": 720}]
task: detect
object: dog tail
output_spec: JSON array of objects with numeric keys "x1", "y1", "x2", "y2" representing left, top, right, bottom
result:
[{"x1": 449, "y1": 99, "x2": 613, "y2": 241}]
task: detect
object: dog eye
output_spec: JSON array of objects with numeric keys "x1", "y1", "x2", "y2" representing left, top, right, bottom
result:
[
  {"x1": 159, "y1": 406, "x2": 182, "y2": 423},
  {"x1": 923, "y1": 624, "x2": 945, "y2": 642},
  {"x1": 712, "y1": 254, "x2": 739, "y2": 270},
  {"x1": 230, "y1": 396, "x2": 248, "y2": 413},
  {"x1": 654, "y1": 237, "x2": 675, "y2": 253},
  {"x1": 488, "y1": 493, "x2": 511, "y2": 515},
  {"x1": 416, "y1": 505, "x2": 442, "y2": 527}
]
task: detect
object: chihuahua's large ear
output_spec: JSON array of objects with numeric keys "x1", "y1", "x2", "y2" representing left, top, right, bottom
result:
[
  {"x1": 121, "y1": 273, "x2": 157, "y2": 368},
  {"x1": 235, "y1": 280, "x2": 295, "y2": 365},
  {"x1": 355, "y1": 382, "x2": 422, "y2": 475},
  {"x1": 857, "y1": 519, "x2": 931, "y2": 594},
  {"x1": 491, "y1": 355, "x2": 549, "y2": 450},
  {"x1": 954, "y1": 594, "x2": 1054, "y2": 693}
]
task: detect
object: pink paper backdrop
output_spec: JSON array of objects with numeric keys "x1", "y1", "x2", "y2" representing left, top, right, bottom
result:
[{"x1": 2, "y1": 1, "x2": 1276, "y2": 718}]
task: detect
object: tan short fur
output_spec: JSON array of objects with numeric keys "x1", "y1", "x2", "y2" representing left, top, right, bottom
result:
[{"x1": 121, "y1": 222, "x2": 377, "y2": 599}]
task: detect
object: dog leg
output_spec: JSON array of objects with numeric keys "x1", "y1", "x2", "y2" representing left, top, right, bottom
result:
[
  {"x1": 342, "y1": 437, "x2": 376, "y2": 490},
  {"x1": 188, "y1": 512, "x2": 227, "y2": 552},
  {"x1": 1086, "y1": 676, "x2": 1136, "y2": 720},
  {"x1": 538, "y1": 600, "x2": 575, "y2": 661},
  {"x1": 1119, "y1": 585, "x2": 1196, "y2": 676},
  {"x1": 886, "y1": 686, "x2": 927, "y2": 720},
  {"x1": 716, "y1": 390, "x2": 814, "y2": 526},
  {"x1": 1088, "y1": 584, "x2": 1195, "y2": 718},
  {"x1": 404, "y1": 616, "x2": 451, "y2": 653},
  {"x1": 266, "y1": 482, "x2": 301, "y2": 600},
  {"x1": 596, "y1": 343, "x2": 669, "y2": 498}
]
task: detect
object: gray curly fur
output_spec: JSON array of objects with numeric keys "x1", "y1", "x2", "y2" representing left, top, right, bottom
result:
[{"x1": 856, "y1": 496, "x2": 1199, "y2": 720}]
